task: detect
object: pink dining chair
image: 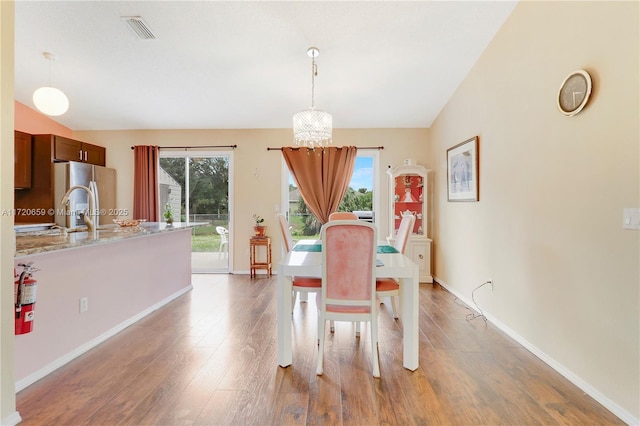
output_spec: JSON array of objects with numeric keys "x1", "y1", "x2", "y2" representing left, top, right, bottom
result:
[
  {"x1": 277, "y1": 214, "x2": 321, "y2": 305},
  {"x1": 376, "y1": 213, "x2": 415, "y2": 319},
  {"x1": 316, "y1": 220, "x2": 380, "y2": 377},
  {"x1": 328, "y1": 211, "x2": 358, "y2": 221}
]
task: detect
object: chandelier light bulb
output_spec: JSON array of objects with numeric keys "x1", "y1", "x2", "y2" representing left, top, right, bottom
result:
[
  {"x1": 293, "y1": 108, "x2": 332, "y2": 147},
  {"x1": 33, "y1": 86, "x2": 69, "y2": 116}
]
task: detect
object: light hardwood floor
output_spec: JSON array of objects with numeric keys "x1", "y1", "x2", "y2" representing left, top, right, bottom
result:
[{"x1": 16, "y1": 274, "x2": 622, "y2": 425}]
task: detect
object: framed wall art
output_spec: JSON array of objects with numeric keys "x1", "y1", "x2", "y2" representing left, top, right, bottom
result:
[{"x1": 447, "y1": 136, "x2": 479, "y2": 202}]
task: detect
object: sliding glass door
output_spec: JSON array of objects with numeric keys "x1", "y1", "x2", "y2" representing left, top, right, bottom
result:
[{"x1": 159, "y1": 151, "x2": 233, "y2": 273}]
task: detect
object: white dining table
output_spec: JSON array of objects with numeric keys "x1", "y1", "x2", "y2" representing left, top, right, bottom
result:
[{"x1": 276, "y1": 239, "x2": 420, "y2": 371}]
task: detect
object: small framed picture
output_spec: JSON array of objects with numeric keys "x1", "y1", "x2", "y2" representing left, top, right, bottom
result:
[{"x1": 447, "y1": 136, "x2": 479, "y2": 202}]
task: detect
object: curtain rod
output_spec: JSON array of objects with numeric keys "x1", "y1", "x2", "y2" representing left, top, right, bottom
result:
[
  {"x1": 131, "y1": 145, "x2": 237, "y2": 150},
  {"x1": 267, "y1": 146, "x2": 384, "y2": 151}
]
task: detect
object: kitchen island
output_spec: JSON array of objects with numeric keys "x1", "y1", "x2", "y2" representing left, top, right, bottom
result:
[{"x1": 14, "y1": 222, "x2": 201, "y2": 391}]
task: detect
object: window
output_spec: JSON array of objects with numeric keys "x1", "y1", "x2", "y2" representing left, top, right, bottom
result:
[{"x1": 282, "y1": 150, "x2": 380, "y2": 239}]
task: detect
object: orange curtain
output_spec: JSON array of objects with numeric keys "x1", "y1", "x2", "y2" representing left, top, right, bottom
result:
[
  {"x1": 133, "y1": 145, "x2": 160, "y2": 221},
  {"x1": 283, "y1": 146, "x2": 357, "y2": 224}
]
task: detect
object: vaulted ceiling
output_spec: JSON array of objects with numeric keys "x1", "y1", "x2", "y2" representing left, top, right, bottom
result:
[{"x1": 14, "y1": 1, "x2": 517, "y2": 131}]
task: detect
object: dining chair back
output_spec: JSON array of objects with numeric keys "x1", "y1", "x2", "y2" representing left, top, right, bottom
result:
[
  {"x1": 276, "y1": 213, "x2": 322, "y2": 306},
  {"x1": 277, "y1": 213, "x2": 295, "y2": 253},
  {"x1": 216, "y1": 226, "x2": 229, "y2": 258},
  {"x1": 317, "y1": 220, "x2": 380, "y2": 377},
  {"x1": 328, "y1": 211, "x2": 358, "y2": 221},
  {"x1": 394, "y1": 213, "x2": 415, "y2": 252},
  {"x1": 376, "y1": 213, "x2": 415, "y2": 319}
]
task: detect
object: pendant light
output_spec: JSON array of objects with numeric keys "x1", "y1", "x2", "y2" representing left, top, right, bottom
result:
[
  {"x1": 33, "y1": 52, "x2": 69, "y2": 116},
  {"x1": 292, "y1": 47, "x2": 332, "y2": 147}
]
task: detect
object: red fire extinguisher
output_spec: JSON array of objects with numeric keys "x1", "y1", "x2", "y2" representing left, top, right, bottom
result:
[{"x1": 15, "y1": 262, "x2": 38, "y2": 335}]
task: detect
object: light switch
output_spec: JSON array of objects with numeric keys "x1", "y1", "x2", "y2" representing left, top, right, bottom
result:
[{"x1": 623, "y1": 208, "x2": 640, "y2": 230}]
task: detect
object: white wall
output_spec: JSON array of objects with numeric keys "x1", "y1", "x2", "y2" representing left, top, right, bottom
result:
[
  {"x1": 0, "y1": 2, "x2": 19, "y2": 424},
  {"x1": 428, "y1": 1, "x2": 639, "y2": 422},
  {"x1": 74, "y1": 128, "x2": 430, "y2": 272}
]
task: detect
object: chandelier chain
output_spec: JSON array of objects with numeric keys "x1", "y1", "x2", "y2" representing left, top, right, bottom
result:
[{"x1": 310, "y1": 56, "x2": 317, "y2": 108}]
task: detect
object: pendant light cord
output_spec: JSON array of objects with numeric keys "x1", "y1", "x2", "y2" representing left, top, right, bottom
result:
[
  {"x1": 42, "y1": 52, "x2": 56, "y2": 88},
  {"x1": 48, "y1": 57, "x2": 52, "y2": 87}
]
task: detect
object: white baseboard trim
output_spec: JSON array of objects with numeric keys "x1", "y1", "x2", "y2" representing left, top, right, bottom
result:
[
  {"x1": 433, "y1": 276, "x2": 638, "y2": 426},
  {"x1": 1, "y1": 411, "x2": 22, "y2": 426},
  {"x1": 15, "y1": 285, "x2": 192, "y2": 393}
]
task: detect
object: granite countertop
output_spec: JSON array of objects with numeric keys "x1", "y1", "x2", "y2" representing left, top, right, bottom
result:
[{"x1": 15, "y1": 222, "x2": 206, "y2": 257}]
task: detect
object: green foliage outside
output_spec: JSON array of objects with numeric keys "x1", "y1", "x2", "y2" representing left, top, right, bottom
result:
[
  {"x1": 160, "y1": 156, "x2": 230, "y2": 252},
  {"x1": 340, "y1": 187, "x2": 373, "y2": 212},
  {"x1": 159, "y1": 157, "x2": 229, "y2": 216},
  {"x1": 192, "y1": 233, "x2": 218, "y2": 252},
  {"x1": 288, "y1": 214, "x2": 317, "y2": 242},
  {"x1": 190, "y1": 223, "x2": 226, "y2": 252},
  {"x1": 292, "y1": 186, "x2": 373, "y2": 237}
]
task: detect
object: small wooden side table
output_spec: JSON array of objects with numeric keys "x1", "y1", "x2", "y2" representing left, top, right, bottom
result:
[{"x1": 250, "y1": 236, "x2": 272, "y2": 278}]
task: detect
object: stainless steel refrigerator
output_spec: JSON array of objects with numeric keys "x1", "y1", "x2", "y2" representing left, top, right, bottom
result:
[{"x1": 54, "y1": 162, "x2": 117, "y2": 228}]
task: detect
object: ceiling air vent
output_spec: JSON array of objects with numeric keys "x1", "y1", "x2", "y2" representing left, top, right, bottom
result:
[{"x1": 121, "y1": 16, "x2": 157, "y2": 40}]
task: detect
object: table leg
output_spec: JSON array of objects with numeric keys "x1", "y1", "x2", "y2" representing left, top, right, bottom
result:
[
  {"x1": 400, "y1": 263, "x2": 420, "y2": 370},
  {"x1": 277, "y1": 264, "x2": 293, "y2": 367}
]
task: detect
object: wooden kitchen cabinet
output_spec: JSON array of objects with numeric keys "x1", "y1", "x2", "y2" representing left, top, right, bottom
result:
[
  {"x1": 81, "y1": 142, "x2": 106, "y2": 165},
  {"x1": 387, "y1": 159, "x2": 433, "y2": 283},
  {"x1": 51, "y1": 135, "x2": 105, "y2": 166},
  {"x1": 14, "y1": 135, "x2": 107, "y2": 224},
  {"x1": 52, "y1": 136, "x2": 81, "y2": 162},
  {"x1": 14, "y1": 131, "x2": 32, "y2": 189}
]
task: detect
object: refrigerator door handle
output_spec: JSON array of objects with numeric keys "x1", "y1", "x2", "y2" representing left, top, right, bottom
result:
[{"x1": 90, "y1": 180, "x2": 100, "y2": 220}]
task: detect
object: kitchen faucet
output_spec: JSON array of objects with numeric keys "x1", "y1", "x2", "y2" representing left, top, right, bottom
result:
[
  {"x1": 60, "y1": 182, "x2": 98, "y2": 237},
  {"x1": 49, "y1": 224, "x2": 68, "y2": 236}
]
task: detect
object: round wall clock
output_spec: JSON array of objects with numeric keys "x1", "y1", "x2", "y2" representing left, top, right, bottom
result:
[{"x1": 557, "y1": 70, "x2": 592, "y2": 116}]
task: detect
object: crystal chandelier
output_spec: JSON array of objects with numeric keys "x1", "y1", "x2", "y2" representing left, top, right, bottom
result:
[{"x1": 293, "y1": 47, "x2": 332, "y2": 147}]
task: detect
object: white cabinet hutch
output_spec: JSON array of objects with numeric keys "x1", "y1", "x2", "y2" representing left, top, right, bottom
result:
[{"x1": 387, "y1": 160, "x2": 432, "y2": 283}]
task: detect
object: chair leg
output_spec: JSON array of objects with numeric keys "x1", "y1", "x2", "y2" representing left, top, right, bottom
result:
[
  {"x1": 330, "y1": 320, "x2": 335, "y2": 333},
  {"x1": 355, "y1": 321, "x2": 361, "y2": 337},
  {"x1": 218, "y1": 243, "x2": 228, "y2": 259},
  {"x1": 391, "y1": 295, "x2": 400, "y2": 320},
  {"x1": 371, "y1": 315, "x2": 380, "y2": 378},
  {"x1": 316, "y1": 314, "x2": 326, "y2": 375}
]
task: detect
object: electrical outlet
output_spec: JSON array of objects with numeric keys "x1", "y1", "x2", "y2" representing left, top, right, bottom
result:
[
  {"x1": 488, "y1": 279, "x2": 494, "y2": 290},
  {"x1": 79, "y1": 297, "x2": 88, "y2": 313}
]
